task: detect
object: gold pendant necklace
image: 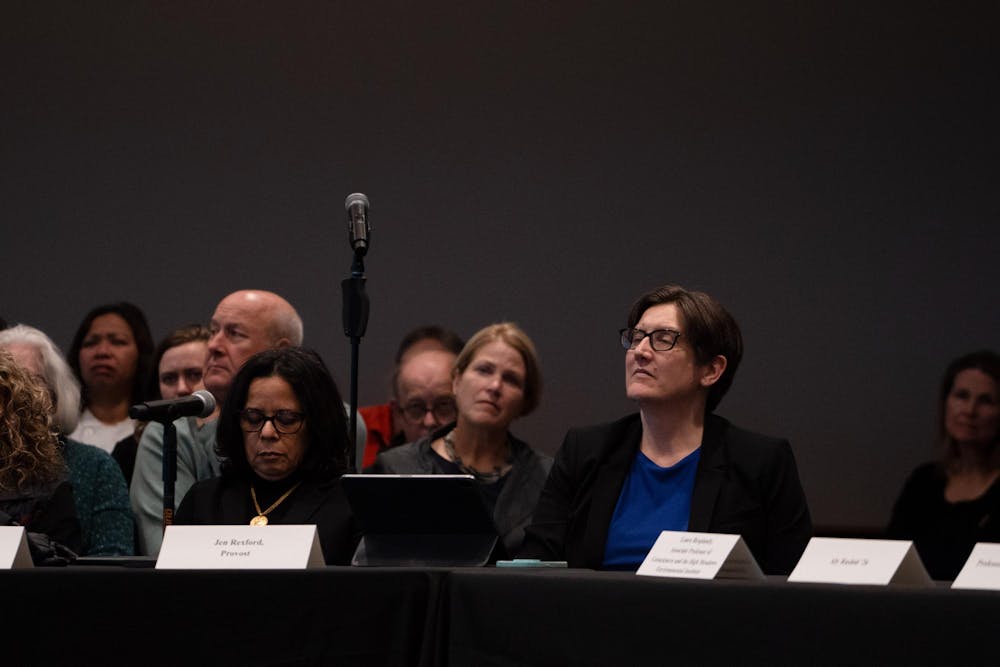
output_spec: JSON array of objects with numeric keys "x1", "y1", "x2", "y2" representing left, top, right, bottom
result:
[{"x1": 249, "y1": 481, "x2": 302, "y2": 526}]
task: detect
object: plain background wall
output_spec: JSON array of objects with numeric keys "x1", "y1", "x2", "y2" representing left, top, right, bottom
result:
[{"x1": 2, "y1": 2, "x2": 996, "y2": 529}]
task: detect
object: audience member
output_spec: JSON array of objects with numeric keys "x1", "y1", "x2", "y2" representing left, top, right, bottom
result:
[
  {"x1": 130, "y1": 290, "x2": 302, "y2": 555},
  {"x1": 67, "y1": 302, "x2": 154, "y2": 453},
  {"x1": 0, "y1": 350, "x2": 82, "y2": 553},
  {"x1": 371, "y1": 323, "x2": 551, "y2": 555},
  {"x1": 0, "y1": 325, "x2": 134, "y2": 555},
  {"x1": 176, "y1": 347, "x2": 357, "y2": 564},
  {"x1": 359, "y1": 325, "x2": 463, "y2": 467},
  {"x1": 887, "y1": 350, "x2": 1000, "y2": 580},
  {"x1": 520, "y1": 285, "x2": 812, "y2": 574},
  {"x1": 112, "y1": 324, "x2": 214, "y2": 486}
]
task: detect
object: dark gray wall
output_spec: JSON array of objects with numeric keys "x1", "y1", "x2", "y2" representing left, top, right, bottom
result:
[{"x1": 3, "y1": 2, "x2": 996, "y2": 528}]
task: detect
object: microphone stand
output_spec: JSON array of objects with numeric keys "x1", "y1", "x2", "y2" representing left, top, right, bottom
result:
[
  {"x1": 342, "y1": 248, "x2": 369, "y2": 472},
  {"x1": 160, "y1": 419, "x2": 178, "y2": 530}
]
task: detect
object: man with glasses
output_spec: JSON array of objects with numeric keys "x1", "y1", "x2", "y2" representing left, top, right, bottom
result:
[{"x1": 360, "y1": 326, "x2": 463, "y2": 468}]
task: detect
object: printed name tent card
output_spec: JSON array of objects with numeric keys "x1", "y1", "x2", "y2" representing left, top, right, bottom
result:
[
  {"x1": 637, "y1": 531, "x2": 764, "y2": 580},
  {"x1": 952, "y1": 543, "x2": 1000, "y2": 590},
  {"x1": 0, "y1": 526, "x2": 33, "y2": 569},
  {"x1": 787, "y1": 537, "x2": 932, "y2": 586},
  {"x1": 156, "y1": 525, "x2": 324, "y2": 569}
]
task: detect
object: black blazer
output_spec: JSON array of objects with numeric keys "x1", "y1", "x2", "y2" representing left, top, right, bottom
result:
[
  {"x1": 175, "y1": 476, "x2": 358, "y2": 565},
  {"x1": 520, "y1": 413, "x2": 812, "y2": 575}
]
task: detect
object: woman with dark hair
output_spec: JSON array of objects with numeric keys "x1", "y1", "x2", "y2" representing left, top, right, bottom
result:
[
  {"x1": 67, "y1": 302, "x2": 154, "y2": 453},
  {"x1": 371, "y1": 322, "x2": 552, "y2": 555},
  {"x1": 521, "y1": 284, "x2": 812, "y2": 574},
  {"x1": 175, "y1": 347, "x2": 357, "y2": 565},
  {"x1": 0, "y1": 350, "x2": 82, "y2": 553},
  {"x1": 887, "y1": 350, "x2": 1000, "y2": 580}
]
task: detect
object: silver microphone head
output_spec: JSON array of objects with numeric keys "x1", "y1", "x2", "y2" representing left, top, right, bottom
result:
[
  {"x1": 192, "y1": 389, "x2": 217, "y2": 417},
  {"x1": 345, "y1": 192, "x2": 371, "y2": 253}
]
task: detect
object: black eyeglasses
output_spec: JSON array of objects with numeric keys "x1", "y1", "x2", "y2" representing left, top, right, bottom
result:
[
  {"x1": 399, "y1": 399, "x2": 458, "y2": 424},
  {"x1": 619, "y1": 327, "x2": 682, "y2": 352},
  {"x1": 239, "y1": 408, "x2": 306, "y2": 434}
]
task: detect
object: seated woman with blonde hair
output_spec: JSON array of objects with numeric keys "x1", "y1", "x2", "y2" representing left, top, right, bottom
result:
[
  {"x1": 0, "y1": 350, "x2": 82, "y2": 553},
  {"x1": 371, "y1": 322, "x2": 552, "y2": 556}
]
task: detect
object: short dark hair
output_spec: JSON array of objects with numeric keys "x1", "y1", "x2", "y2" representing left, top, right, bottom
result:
[
  {"x1": 215, "y1": 347, "x2": 350, "y2": 481},
  {"x1": 937, "y1": 350, "x2": 1000, "y2": 460},
  {"x1": 627, "y1": 285, "x2": 743, "y2": 413},
  {"x1": 147, "y1": 324, "x2": 211, "y2": 400},
  {"x1": 394, "y1": 325, "x2": 464, "y2": 364},
  {"x1": 68, "y1": 302, "x2": 155, "y2": 407}
]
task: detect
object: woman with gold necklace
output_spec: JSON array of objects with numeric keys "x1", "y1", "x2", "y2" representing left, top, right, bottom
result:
[
  {"x1": 372, "y1": 322, "x2": 552, "y2": 556},
  {"x1": 175, "y1": 347, "x2": 356, "y2": 565}
]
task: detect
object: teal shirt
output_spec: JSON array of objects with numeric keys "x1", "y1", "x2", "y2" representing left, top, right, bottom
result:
[
  {"x1": 62, "y1": 438, "x2": 135, "y2": 556},
  {"x1": 129, "y1": 417, "x2": 219, "y2": 556}
]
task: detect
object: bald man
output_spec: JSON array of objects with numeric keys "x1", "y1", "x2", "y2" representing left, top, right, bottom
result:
[
  {"x1": 359, "y1": 327, "x2": 463, "y2": 468},
  {"x1": 132, "y1": 290, "x2": 316, "y2": 555}
]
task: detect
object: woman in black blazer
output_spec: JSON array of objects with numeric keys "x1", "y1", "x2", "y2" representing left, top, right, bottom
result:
[{"x1": 520, "y1": 285, "x2": 811, "y2": 574}]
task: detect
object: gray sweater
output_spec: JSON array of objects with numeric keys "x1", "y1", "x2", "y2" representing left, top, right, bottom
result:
[{"x1": 371, "y1": 426, "x2": 552, "y2": 555}]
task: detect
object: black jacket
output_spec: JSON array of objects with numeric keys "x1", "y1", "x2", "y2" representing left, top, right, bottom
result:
[
  {"x1": 175, "y1": 475, "x2": 358, "y2": 565},
  {"x1": 520, "y1": 413, "x2": 812, "y2": 575}
]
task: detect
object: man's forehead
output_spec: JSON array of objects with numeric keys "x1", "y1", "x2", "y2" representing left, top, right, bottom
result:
[
  {"x1": 212, "y1": 295, "x2": 273, "y2": 326},
  {"x1": 396, "y1": 351, "x2": 453, "y2": 391}
]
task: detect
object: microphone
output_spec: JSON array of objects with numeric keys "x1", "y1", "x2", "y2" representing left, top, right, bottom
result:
[
  {"x1": 345, "y1": 192, "x2": 371, "y2": 255},
  {"x1": 129, "y1": 390, "x2": 217, "y2": 422}
]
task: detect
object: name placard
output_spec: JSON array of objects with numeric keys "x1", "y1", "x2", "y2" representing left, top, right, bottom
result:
[
  {"x1": 0, "y1": 526, "x2": 33, "y2": 569},
  {"x1": 637, "y1": 531, "x2": 764, "y2": 580},
  {"x1": 952, "y1": 542, "x2": 1000, "y2": 590},
  {"x1": 156, "y1": 525, "x2": 324, "y2": 569},
  {"x1": 788, "y1": 537, "x2": 931, "y2": 586}
]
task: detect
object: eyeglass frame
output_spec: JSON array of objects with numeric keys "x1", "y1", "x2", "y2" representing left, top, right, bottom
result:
[
  {"x1": 619, "y1": 327, "x2": 682, "y2": 352},
  {"x1": 396, "y1": 399, "x2": 458, "y2": 424},
  {"x1": 238, "y1": 408, "x2": 307, "y2": 434}
]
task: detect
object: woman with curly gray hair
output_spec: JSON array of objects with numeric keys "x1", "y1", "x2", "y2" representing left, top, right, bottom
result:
[{"x1": 0, "y1": 350, "x2": 82, "y2": 552}]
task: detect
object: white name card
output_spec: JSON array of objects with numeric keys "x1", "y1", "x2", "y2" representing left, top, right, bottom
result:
[
  {"x1": 952, "y1": 542, "x2": 1000, "y2": 590},
  {"x1": 637, "y1": 531, "x2": 764, "y2": 580},
  {"x1": 788, "y1": 537, "x2": 932, "y2": 586},
  {"x1": 0, "y1": 526, "x2": 33, "y2": 569},
  {"x1": 156, "y1": 525, "x2": 324, "y2": 569}
]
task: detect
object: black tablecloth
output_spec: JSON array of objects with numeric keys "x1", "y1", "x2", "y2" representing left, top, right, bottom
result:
[
  {"x1": 4, "y1": 566, "x2": 997, "y2": 666},
  {"x1": 4, "y1": 566, "x2": 446, "y2": 666},
  {"x1": 445, "y1": 569, "x2": 999, "y2": 666}
]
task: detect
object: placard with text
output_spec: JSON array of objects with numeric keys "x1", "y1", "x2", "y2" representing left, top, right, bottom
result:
[
  {"x1": 0, "y1": 526, "x2": 33, "y2": 569},
  {"x1": 156, "y1": 525, "x2": 324, "y2": 569},
  {"x1": 637, "y1": 531, "x2": 764, "y2": 580},
  {"x1": 788, "y1": 537, "x2": 932, "y2": 586},
  {"x1": 952, "y1": 542, "x2": 1000, "y2": 590}
]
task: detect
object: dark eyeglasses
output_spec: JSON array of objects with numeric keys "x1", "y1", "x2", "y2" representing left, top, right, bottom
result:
[
  {"x1": 619, "y1": 327, "x2": 682, "y2": 352},
  {"x1": 399, "y1": 399, "x2": 458, "y2": 424},
  {"x1": 239, "y1": 408, "x2": 306, "y2": 434}
]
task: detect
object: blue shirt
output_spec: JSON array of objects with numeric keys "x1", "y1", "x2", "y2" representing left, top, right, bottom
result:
[{"x1": 602, "y1": 447, "x2": 702, "y2": 570}]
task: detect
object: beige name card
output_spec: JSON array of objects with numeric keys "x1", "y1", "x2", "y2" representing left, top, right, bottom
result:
[
  {"x1": 637, "y1": 531, "x2": 764, "y2": 580},
  {"x1": 0, "y1": 526, "x2": 33, "y2": 569},
  {"x1": 788, "y1": 537, "x2": 932, "y2": 586},
  {"x1": 952, "y1": 543, "x2": 1000, "y2": 590},
  {"x1": 156, "y1": 525, "x2": 324, "y2": 569}
]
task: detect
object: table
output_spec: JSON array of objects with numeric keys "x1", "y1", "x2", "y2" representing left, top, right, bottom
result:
[{"x1": 3, "y1": 566, "x2": 996, "y2": 666}]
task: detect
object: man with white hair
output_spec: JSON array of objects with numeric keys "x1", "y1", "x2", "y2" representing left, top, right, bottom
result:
[{"x1": 130, "y1": 290, "x2": 364, "y2": 556}]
